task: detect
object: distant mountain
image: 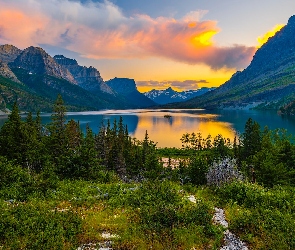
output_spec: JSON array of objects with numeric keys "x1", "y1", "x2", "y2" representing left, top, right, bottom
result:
[
  {"x1": 106, "y1": 77, "x2": 156, "y2": 108},
  {"x1": 144, "y1": 87, "x2": 215, "y2": 104},
  {"x1": 9, "y1": 47, "x2": 76, "y2": 83},
  {"x1": 166, "y1": 15, "x2": 295, "y2": 110},
  {"x1": 53, "y1": 55, "x2": 115, "y2": 95},
  {"x1": 0, "y1": 44, "x2": 158, "y2": 112}
]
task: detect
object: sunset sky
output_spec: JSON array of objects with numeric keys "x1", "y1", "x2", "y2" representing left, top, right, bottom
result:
[{"x1": 0, "y1": 0, "x2": 294, "y2": 92}]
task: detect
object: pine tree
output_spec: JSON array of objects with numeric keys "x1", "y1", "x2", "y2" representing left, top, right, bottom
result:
[
  {"x1": 0, "y1": 102, "x2": 24, "y2": 163},
  {"x1": 48, "y1": 94, "x2": 67, "y2": 160},
  {"x1": 78, "y1": 124, "x2": 100, "y2": 178},
  {"x1": 242, "y1": 118, "x2": 261, "y2": 160}
]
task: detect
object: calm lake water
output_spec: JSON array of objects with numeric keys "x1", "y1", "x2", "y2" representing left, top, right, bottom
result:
[{"x1": 1, "y1": 109, "x2": 295, "y2": 148}]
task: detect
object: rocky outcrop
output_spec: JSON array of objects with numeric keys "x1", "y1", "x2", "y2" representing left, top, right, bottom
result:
[
  {"x1": 9, "y1": 47, "x2": 76, "y2": 84},
  {"x1": 0, "y1": 44, "x2": 22, "y2": 63},
  {"x1": 106, "y1": 78, "x2": 156, "y2": 108},
  {"x1": 0, "y1": 61, "x2": 21, "y2": 83},
  {"x1": 106, "y1": 77, "x2": 137, "y2": 94},
  {"x1": 54, "y1": 55, "x2": 114, "y2": 95}
]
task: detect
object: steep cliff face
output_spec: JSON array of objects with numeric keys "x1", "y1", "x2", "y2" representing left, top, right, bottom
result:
[
  {"x1": 0, "y1": 61, "x2": 21, "y2": 83},
  {"x1": 0, "y1": 44, "x2": 22, "y2": 63},
  {"x1": 106, "y1": 78, "x2": 156, "y2": 108},
  {"x1": 9, "y1": 47, "x2": 76, "y2": 84},
  {"x1": 171, "y1": 15, "x2": 295, "y2": 110},
  {"x1": 106, "y1": 77, "x2": 137, "y2": 94},
  {"x1": 54, "y1": 55, "x2": 115, "y2": 95}
]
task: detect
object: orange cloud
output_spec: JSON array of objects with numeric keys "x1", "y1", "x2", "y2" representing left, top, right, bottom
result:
[
  {"x1": 136, "y1": 79, "x2": 210, "y2": 92},
  {"x1": 0, "y1": 0, "x2": 255, "y2": 70},
  {"x1": 0, "y1": 9, "x2": 49, "y2": 47},
  {"x1": 257, "y1": 24, "x2": 285, "y2": 48}
]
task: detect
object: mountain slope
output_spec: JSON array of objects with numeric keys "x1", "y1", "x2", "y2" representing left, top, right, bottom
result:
[
  {"x1": 0, "y1": 61, "x2": 21, "y2": 83},
  {"x1": 0, "y1": 75, "x2": 58, "y2": 112},
  {"x1": 53, "y1": 55, "x2": 114, "y2": 95},
  {"x1": 169, "y1": 15, "x2": 295, "y2": 110},
  {"x1": 9, "y1": 47, "x2": 76, "y2": 84},
  {"x1": 144, "y1": 87, "x2": 215, "y2": 104},
  {"x1": 106, "y1": 77, "x2": 156, "y2": 108},
  {"x1": 3, "y1": 46, "x2": 137, "y2": 110}
]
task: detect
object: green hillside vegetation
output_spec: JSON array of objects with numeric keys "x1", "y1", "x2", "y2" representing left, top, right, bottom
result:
[
  {"x1": 0, "y1": 75, "x2": 56, "y2": 111},
  {"x1": 168, "y1": 67, "x2": 295, "y2": 110},
  {"x1": 279, "y1": 99, "x2": 295, "y2": 115},
  {"x1": 12, "y1": 68, "x2": 127, "y2": 111},
  {"x1": 0, "y1": 96, "x2": 295, "y2": 249}
]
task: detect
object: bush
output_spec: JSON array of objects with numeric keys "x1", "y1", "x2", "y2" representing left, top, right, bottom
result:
[
  {"x1": 0, "y1": 201, "x2": 82, "y2": 249},
  {"x1": 206, "y1": 158, "x2": 244, "y2": 187}
]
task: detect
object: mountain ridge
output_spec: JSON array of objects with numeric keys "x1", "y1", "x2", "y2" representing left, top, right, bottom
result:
[
  {"x1": 106, "y1": 77, "x2": 156, "y2": 108},
  {"x1": 0, "y1": 44, "x2": 157, "y2": 111},
  {"x1": 165, "y1": 15, "x2": 295, "y2": 110},
  {"x1": 144, "y1": 87, "x2": 215, "y2": 105}
]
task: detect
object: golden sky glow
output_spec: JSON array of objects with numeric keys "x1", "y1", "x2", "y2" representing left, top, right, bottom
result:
[
  {"x1": 192, "y1": 30, "x2": 218, "y2": 46},
  {"x1": 0, "y1": 0, "x2": 292, "y2": 92},
  {"x1": 257, "y1": 24, "x2": 285, "y2": 48}
]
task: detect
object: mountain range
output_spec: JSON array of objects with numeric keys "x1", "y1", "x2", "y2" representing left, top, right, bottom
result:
[
  {"x1": 143, "y1": 87, "x2": 215, "y2": 105},
  {"x1": 165, "y1": 15, "x2": 295, "y2": 111},
  {"x1": 1, "y1": 15, "x2": 295, "y2": 113},
  {"x1": 0, "y1": 45, "x2": 155, "y2": 112}
]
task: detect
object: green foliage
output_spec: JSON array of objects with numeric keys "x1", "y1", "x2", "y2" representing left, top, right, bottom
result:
[
  {"x1": 1, "y1": 99, "x2": 295, "y2": 249},
  {"x1": 0, "y1": 75, "x2": 55, "y2": 112},
  {"x1": 0, "y1": 201, "x2": 82, "y2": 249},
  {"x1": 242, "y1": 118, "x2": 262, "y2": 160},
  {"x1": 216, "y1": 182, "x2": 295, "y2": 249},
  {"x1": 106, "y1": 180, "x2": 222, "y2": 249}
]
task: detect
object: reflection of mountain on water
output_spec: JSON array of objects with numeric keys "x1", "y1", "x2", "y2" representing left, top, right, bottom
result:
[
  {"x1": 37, "y1": 113, "x2": 139, "y2": 135},
  {"x1": 3, "y1": 109, "x2": 295, "y2": 148},
  {"x1": 101, "y1": 115, "x2": 139, "y2": 134},
  {"x1": 213, "y1": 110, "x2": 295, "y2": 136}
]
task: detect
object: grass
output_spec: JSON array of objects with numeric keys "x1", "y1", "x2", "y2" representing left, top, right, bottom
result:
[
  {"x1": 0, "y1": 179, "x2": 224, "y2": 249},
  {"x1": 1, "y1": 174, "x2": 295, "y2": 249}
]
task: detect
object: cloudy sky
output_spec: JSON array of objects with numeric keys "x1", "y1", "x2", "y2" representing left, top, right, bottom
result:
[{"x1": 0, "y1": 0, "x2": 294, "y2": 91}]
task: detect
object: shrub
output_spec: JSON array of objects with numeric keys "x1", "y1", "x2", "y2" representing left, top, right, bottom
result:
[
  {"x1": 206, "y1": 158, "x2": 244, "y2": 187},
  {"x1": 0, "y1": 201, "x2": 82, "y2": 249}
]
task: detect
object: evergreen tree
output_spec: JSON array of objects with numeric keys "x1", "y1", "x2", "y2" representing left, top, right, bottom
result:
[
  {"x1": 242, "y1": 118, "x2": 262, "y2": 160},
  {"x1": 0, "y1": 103, "x2": 25, "y2": 164},
  {"x1": 48, "y1": 94, "x2": 67, "y2": 161},
  {"x1": 78, "y1": 124, "x2": 100, "y2": 179},
  {"x1": 22, "y1": 112, "x2": 45, "y2": 172}
]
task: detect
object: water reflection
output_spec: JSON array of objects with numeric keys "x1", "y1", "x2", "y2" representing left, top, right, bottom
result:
[
  {"x1": 1, "y1": 109, "x2": 295, "y2": 148},
  {"x1": 130, "y1": 111, "x2": 235, "y2": 148}
]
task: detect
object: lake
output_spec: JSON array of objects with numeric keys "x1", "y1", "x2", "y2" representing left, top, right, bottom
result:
[{"x1": 1, "y1": 109, "x2": 295, "y2": 148}]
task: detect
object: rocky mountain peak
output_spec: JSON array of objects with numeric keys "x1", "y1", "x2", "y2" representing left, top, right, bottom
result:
[
  {"x1": 9, "y1": 46, "x2": 76, "y2": 84},
  {"x1": 54, "y1": 55, "x2": 114, "y2": 95},
  {"x1": 54, "y1": 55, "x2": 78, "y2": 66},
  {"x1": 0, "y1": 44, "x2": 22, "y2": 63},
  {"x1": 106, "y1": 78, "x2": 137, "y2": 94},
  {"x1": 165, "y1": 87, "x2": 176, "y2": 93}
]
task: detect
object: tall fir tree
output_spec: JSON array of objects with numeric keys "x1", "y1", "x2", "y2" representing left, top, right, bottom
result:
[{"x1": 48, "y1": 94, "x2": 67, "y2": 161}]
